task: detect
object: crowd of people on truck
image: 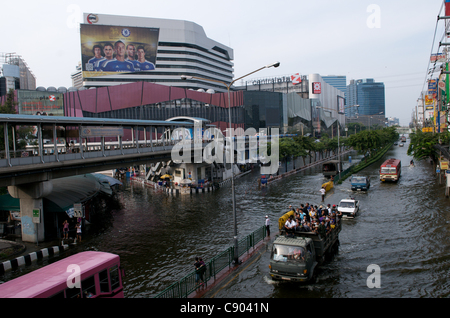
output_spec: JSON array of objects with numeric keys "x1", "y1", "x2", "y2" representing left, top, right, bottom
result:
[{"x1": 283, "y1": 203, "x2": 342, "y2": 238}]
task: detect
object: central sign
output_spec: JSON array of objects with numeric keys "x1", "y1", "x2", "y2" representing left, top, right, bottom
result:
[{"x1": 80, "y1": 126, "x2": 124, "y2": 137}]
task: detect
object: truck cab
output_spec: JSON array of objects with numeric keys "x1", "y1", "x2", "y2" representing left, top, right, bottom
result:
[
  {"x1": 350, "y1": 175, "x2": 370, "y2": 191},
  {"x1": 269, "y1": 236, "x2": 317, "y2": 282}
]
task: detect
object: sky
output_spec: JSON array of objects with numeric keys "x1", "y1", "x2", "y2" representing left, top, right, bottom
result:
[{"x1": 1, "y1": 0, "x2": 447, "y2": 126}]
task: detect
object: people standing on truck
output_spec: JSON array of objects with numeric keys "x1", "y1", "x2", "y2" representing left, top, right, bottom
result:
[
  {"x1": 318, "y1": 205, "x2": 323, "y2": 215},
  {"x1": 285, "y1": 216, "x2": 296, "y2": 234},
  {"x1": 299, "y1": 208, "x2": 306, "y2": 222},
  {"x1": 335, "y1": 207, "x2": 342, "y2": 222},
  {"x1": 319, "y1": 212, "x2": 325, "y2": 224},
  {"x1": 309, "y1": 208, "x2": 316, "y2": 220},
  {"x1": 318, "y1": 221, "x2": 326, "y2": 237},
  {"x1": 301, "y1": 204, "x2": 310, "y2": 222},
  {"x1": 330, "y1": 215, "x2": 336, "y2": 229},
  {"x1": 265, "y1": 215, "x2": 271, "y2": 237}
]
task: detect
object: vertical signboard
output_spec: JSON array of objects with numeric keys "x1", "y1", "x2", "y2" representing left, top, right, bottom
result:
[
  {"x1": 337, "y1": 96, "x2": 345, "y2": 114},
  {"x1": 312, "y1": 82, "x2": 322, "y2": 94},
  {"x1": 32, "y1": 208, "x2": 41, "y2": 224}
]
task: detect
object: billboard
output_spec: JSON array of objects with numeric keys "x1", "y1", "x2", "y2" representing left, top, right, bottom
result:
[
  {"x1": 428, "y1": 80, "x2": 437, "y2": 96},
  {"x1": 17, "y1": 91, "x2": 64, "y2": 116},
  {"x1": 80, "y1": 24, "x2": 160, "y2": 78},
  {"x1": 337, "y1": 96, "x2": 345, "y2": 114}
]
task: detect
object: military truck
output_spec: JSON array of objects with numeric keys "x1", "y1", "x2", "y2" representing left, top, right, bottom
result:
[{"x1": 268, "y1": 211, "x2": 341, "y2": 282}]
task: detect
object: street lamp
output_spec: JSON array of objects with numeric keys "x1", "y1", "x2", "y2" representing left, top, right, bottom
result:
[
  {"x1": 337, "y1": 104, "x2": 359, "y2": 180},
  {"x1": 181, "y1": 61, "x2": 280, "y2": 265},
  {"x1": 368, "y1": 112, "x2": 384, "y2": 131},
  {"x1": 317, "y1": 104, "x2": 359, "y2": 180}
]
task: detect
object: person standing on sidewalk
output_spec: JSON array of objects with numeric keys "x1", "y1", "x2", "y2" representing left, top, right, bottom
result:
[
  {"x1": 76, "y1": 223, "x2": 82, "y2": 243},
  {"x1": 265, "y1": 215, "x2": 271, "y2": 237},
  {"x1": 62, "y1": 220, "x2": 69, "y2": 239}
]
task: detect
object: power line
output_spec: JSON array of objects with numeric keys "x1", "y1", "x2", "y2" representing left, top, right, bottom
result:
[{"x1": 420, "y1": 1, "x2": 445, "y2": 97}]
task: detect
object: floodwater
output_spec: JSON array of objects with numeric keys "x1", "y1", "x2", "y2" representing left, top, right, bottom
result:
[{"x1": 2, "y1": 138, "x2": 450, "y2": 298}]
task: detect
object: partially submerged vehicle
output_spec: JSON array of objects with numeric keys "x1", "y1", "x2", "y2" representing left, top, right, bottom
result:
[
  {"x1": 350, "y1": 175, "x2": 370, "y2": 191},
  {"x1": 380, "y1": 158, "x2": 401, "y2": 182},
  {"x1": 322, "y1": 160, "x2": 343, "y2": 178},
  {"x1": 337, "y1": 198, "x2": 360, "y2": 218},
  {"x1": 322, "y1": 180, "x2": 334, "y2": 192},
  {"x1": 269, "y1": 211, "x2": 341, "y2": 282}
]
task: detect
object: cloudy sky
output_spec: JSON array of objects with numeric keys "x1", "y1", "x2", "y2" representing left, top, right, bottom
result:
[{"x1": 1, "y1": 0, "x2": 446, "y2": 125}]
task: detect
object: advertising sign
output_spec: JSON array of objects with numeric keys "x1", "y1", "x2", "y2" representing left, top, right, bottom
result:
[
  {"x1": 430, "y1": 53, "x2": 446, "y2": 63},
  {"x1": 80, "y1": 24, "x2": 160, "y2": 78},
  {"x1": 312, "y1": 82, "x2": 322, "y2": 94},
  {"x1": 17, "y1": 90, "x2": 64, "y2": 116},
  {"x1": 428, "y1": 80, "x2": 437, "y2": 96},
  {"x1": 337, "y1": 96, "x2": 345, "y2": 114},
  {"x1": 80, "y1": 126, "x2": 124, "y2": 137},
  {"x1": 290, "y1": 73, "x2": 302, "y2": 85}
]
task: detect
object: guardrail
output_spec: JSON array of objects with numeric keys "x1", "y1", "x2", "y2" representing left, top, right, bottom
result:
[
  {"x1": 154, "y1": 225, "x2": 266, "y2": 298},
  {"x1": 334, "y1": 141, "x2": 395, "y2": 184}
]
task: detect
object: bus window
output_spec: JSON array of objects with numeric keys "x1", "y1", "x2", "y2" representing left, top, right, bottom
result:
[
  {"x1": 110, "y1": 265, "x2": 120, "y2": 290},
  {"x1": 65, "y1": 286, "x2": 81, "y2": 298},
  {"x1": 99, "y1": 269, "x2": 110, "y2": 293},
  {"x1": 81, "y1": 275, "x2": 96, "y2": 298},
  {"x1": 49, "y1": 290, "x2": 65, "y2": 298}
]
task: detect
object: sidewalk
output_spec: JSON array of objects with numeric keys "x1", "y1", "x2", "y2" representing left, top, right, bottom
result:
[
  {"x1": 188, "y1": 232, "x2": 275, "y2": 299},
  {"x1": 0, "y1": 238, "x2": 73, "y2": 275}
]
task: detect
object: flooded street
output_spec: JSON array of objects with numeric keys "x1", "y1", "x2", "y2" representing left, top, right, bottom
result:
[
  {"x1": 212, "y1": 142, "x2": 450, "y2": 298},
  {"x1": 2, "y1": 140, "x2": 450, "y2": 298}
]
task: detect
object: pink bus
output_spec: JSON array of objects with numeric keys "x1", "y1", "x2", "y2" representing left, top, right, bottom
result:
[{"x1": 0, "y1": 251, "x2": 124, "y2": 298}]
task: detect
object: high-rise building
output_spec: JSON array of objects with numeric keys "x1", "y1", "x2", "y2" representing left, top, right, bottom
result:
[
  {"x1": 346, "y1": 78, "x2": 385, "y2": 117},
  {"x1": 322, "y1": 75, "x2": 346, "y2": 98},
  {"x1": 79, "y1": 13, "x2": 233, "y2": 93},
  {"x1": 70, "y1": 62, "x2": 83, "y2": 89},
  {"x1": 0, "y1": 53, "x2": 36, "y2": 97}
]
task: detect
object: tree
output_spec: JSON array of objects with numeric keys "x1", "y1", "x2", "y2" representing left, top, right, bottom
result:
[
  {"x1": 278, "y1": 138, "x2": 307, "y2": 160},
  {"x1": 293, "y1": 135, "x2": 316, "y2": 162},
  {"x1": 407, "y1": 130, "x2": 450, "y2": 163},
  {"x1": 346, "y1": 130, "x2": 381, "y2": 157},
  {"x1": 346, "y1": 122, "x2": 365, "y2": 135}
]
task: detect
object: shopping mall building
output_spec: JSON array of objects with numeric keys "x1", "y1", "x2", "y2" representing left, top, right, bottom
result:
[{"x1": 3, "y1": 14, "x2": 347, "y2": 136}]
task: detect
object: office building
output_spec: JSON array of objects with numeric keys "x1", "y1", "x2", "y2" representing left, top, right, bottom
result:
[
  {"x1": 346, "y1": 78, "x2": 385, "y2": 117},
  {"x1": 0, "y1": 53, "x2": 36, "y2": 97},
  {"x1": 322, "y1": 75, "x2": 347, "y2": 98}
]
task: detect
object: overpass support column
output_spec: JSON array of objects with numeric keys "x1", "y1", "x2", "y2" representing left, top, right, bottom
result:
[{"x1": 8, "y1": 181, "x2": 53, "y2": 243}]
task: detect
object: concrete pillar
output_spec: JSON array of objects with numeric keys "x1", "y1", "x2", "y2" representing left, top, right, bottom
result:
[{"x1": 8, "y1": 181, "x2": 53, "y2": 243}]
